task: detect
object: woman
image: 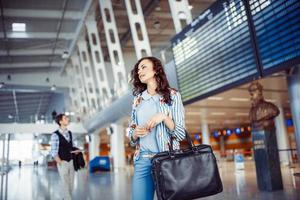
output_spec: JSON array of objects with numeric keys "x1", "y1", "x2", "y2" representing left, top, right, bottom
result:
[{"x1": 128, "y1": 56, "x2": 186, "y2": 200}]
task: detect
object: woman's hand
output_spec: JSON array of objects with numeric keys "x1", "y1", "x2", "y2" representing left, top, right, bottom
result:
[
  {"x1": 132, "y1": 126, "x2": 149, "y2": 140},
  {"x1": 146, "y1": 113, "x2": 167, "y2": 130}
]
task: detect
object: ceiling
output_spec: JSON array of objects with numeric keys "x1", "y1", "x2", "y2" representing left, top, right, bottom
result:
[
  {"x1": 0, "y1": 0, "x2": 215, "y2": 123},
  {"x1": 0, "y1": 0, "x2": 215, "y2": 73},
  {"x1": 0, "y1": 89, "x2": 53, "y2": 123},
  {"x1": 0, "y1": 0, "x2": 89, "y2": 74}
]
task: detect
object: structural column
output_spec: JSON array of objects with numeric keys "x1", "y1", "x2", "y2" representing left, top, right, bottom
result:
[
  {"x1": 65, "y1": 64, "x2": 80, "y2": 112},
  {"x1": 86, "y1": 19, "x2": 112, "y2": 108},
  {"x1": 287, "y1": 66, "x2": 300, "y2": 163},
  {"x1": 275, "y1": 106, "x2": 291, "y2": 165},
  {"x1": 89, "y1": 133, "x2": 100, "y2": 161},
  {"x1": 168, "y1": 0, "x2": 192, "y2": 33},
  {"x1": 201, "y1": 120, "x2": 210, "y2": 145},
  {"x1": 99, "y1": 0, "x2": 128, "y2": 96},
  {"x1": 124, "y1": 0, "x2": 152, "y2": 59},
  {"x1": 77, "y1": 39, "x2": 99, "y2": 113},
  {"x1": 220, "y1": 135, "x2": 225, "y2": 156},
  {"x1": 69, "y1": 54, "x2": 89, "y2": 114},
  {"x1": 110, "y1": 121, "x2": 125, "y2": 171}
]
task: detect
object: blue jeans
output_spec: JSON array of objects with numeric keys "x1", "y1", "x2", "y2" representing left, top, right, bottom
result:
[{"x1": 132, "y1": 155, "x2": 155, "y2": 200}]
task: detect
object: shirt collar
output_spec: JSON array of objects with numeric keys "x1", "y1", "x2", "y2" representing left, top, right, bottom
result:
[
  {"x1": 141, "y1": 90, "x2": 161, "y2": 101},
  {"x1": 59, "y1": 128, "x2": 68, "y2": 134}
]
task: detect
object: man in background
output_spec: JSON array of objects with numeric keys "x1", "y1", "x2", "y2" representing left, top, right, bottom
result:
[{"x1": 50, "y1": 113, "x2": 79, "y2": 200}]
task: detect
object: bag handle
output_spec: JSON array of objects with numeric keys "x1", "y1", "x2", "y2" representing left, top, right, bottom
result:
[{"x1": 169, "y1": 130, "x2": 194, "y2": 152}]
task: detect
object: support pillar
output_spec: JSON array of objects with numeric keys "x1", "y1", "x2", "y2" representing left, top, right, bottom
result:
[
  {"x1": 201, "y1": 121, "x2": 210, "y2": 145},
  {"x1": 275, "y1": 106, "x2": 291, "y2": 165},
  {"x1": 110, "y1": 122, "x2": 125, "y2": 171},
  {"x1": 86, "y1": 19, "x2": 112, "y2": 108},
  {"x1": 168, "y1": 0, "x2": 192, "y2": 33},
  {"x1": 287, "y1": 66, "x2": 300, "y2": 163},
  {"x1": 70, "y1": 54, "x2": 89, "y2": 114},
  {"x1": 77, "y1": 39, "x2": 100, "y2": 113},
  {"x1": 98, "y1": 0, "x2": 128, "y2": 96},
  {"x1": 124, "y1": 0, "x2": 152, "y2": 59},
  {"x1": 65, "y1": 64, "x2": 80, "y2": 112},
  {"x1": 89, "y1": 133, "x2": 100, "y2": 161},
  {"x1": 220, "y1": 135, "x2": 225, "y2": 156}
]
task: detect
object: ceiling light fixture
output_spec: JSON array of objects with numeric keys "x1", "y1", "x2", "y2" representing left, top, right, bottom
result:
[
  {"x1": 211, "y1": 112, "x2": 226, "y2": 116},
  {"x1": 207, "y1": 96, "x2": 223, "y2": 101},
  {"x1": 0, "y1": 82, "x2": 5, "y2": 88},
  {"x1": 186, "y1": 112, "x2": 202, "y2": 115},
  {"x1": 62, "y1": 51, "x2": 69, "y2": 59},
  {"x1": 229, "y1": 97, "x2": 249, "y2": 102},
  {"x1": 50, "y1": 85, "x2": 56, "y2": 91},
  {"x1": 235, "y1": 113, "x2": 248, "y2": 116},
  {"x1": 178, "y1": 12, "x2": 187, "y2": 19},
  {"x1": 265, "y1": 99, "x2": 276, "y2": 102},
  {"x1": 12, "y1": 23, "x2": 26, "y2": 32}
]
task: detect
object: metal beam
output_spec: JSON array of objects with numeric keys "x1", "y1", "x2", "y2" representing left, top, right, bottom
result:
[
  {"x1": 114, "y1": 10, "x2": 172, "y2": 19},
  {"x1": 0, "y1": 32, "x2": 74, "y2": 39},
  {"x1": 0, "y1": 106, "x2": 48, "y2": 112},
  {"x1": 12, "y1": 90, "x2": 19, "y2": 122},
  {"x1": 49, "y1": 0, "x2": 69, "y2": 68},
  {"x1": 0, "y1": 67, "x2": 61, "y2": 73},
  {"x1": 0, "y1": 62, "x2": 64, "y2": 68},
  {"x1": 2, "y1": 9, "x2": 82, "y2": 20},
  {"x1": 0, "y1": 49, "x2": 65, "y2": 56},
  {"x1": 61, "y1": 0, "x2": 93, "y2": 74},
  {"x1": 98, "y1": 27, "x2": 174, "y2": 35},
  {"x1": 0, "y1": 0, "x2": 9, "y2": 58},
  {"x1": 119, "y1": 0, "x2": 160, "y2": 47}
]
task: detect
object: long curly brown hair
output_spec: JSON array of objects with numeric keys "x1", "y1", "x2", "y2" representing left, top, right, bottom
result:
[{"x1": 130, "y1": 56, "x2": 173, "y2": 105}]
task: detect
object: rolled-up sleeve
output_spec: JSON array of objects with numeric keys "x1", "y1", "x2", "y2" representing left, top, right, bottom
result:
[
  {"x1": 50, "y1": 133, "x2": 59, "y2": 158},
  {"x1": 168, "y1": 92, "x2": 186, "y2": 141},
  {"x1": 127, "y1": 97, "x2": 139, "y2": 147}
]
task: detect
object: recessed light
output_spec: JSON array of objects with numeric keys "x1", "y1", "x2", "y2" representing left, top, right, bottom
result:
[
  {"x1": 186, "y1": 120, "x2": 197, "y2": 124},
  {"x1": 265, "y1": 99, "x2": 276, "y2": 102},
  {"x1": 207, "y1": 96, "x2": 223, "y2": 101},
  {"x1": 0, "y1": 82, "x2": 5, "y2": 88},
  {"x1": 51, "y1": 85, "x2": 56, "y2": 91},
  {"x1": 211, "y1": 112, "x2": 225, "y2": 116},
  {"x1": 229, "y1": 98, "x2": 249, "y2": 102},
  {"x1": 12, "y1": 23, "x2": 26, "y2": 32},
  {"x1": 235, "y1": 113, "x2": 248, "y2": 116},
  {"x1": 62, "y1": 51, "x2": 69, "y2": 59},
  {"x1": 186, "y1": 112, "x2": 201, "y2": 115}
]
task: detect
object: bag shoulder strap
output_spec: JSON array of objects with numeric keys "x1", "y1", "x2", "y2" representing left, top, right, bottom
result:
[{"x1": 68, "y1": 131, "x2": 73, "y2": 147}]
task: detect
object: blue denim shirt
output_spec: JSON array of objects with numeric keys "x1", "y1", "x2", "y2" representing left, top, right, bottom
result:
[
  {"x1": 127, "y1": 88, "x2": 186, "y2": 161},
  {"x1": 136, "y1": 90, "x2": 160, "y2": 153}
]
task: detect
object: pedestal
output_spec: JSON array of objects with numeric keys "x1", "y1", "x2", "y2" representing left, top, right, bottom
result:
[{"x1": 252, "y1": 128, "x2": 283, "y2": 191}]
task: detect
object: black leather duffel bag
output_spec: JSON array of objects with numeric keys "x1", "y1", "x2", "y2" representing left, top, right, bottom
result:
[{"x1": 151, "y1": 131, "x2": 223, "y2": 200}]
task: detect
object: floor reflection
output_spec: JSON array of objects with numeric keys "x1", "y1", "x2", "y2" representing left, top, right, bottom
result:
[{"x1": 1, "y1": 161, "x2": 299, "y2": 200}]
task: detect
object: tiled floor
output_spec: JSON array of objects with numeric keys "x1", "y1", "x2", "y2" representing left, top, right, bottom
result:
[{"x1": 1, "y1": 161, "x2": 300, "y2": 200}]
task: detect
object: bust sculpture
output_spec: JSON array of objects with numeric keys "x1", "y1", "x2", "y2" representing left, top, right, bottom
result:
[{"x1": 248, "y1": 81, "x2": 279, "y2": 131}]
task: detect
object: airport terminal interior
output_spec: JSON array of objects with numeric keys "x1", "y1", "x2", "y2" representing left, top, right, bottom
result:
[{"x1": 0, "y1": 0, "x2": 300, "y2": 199}]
